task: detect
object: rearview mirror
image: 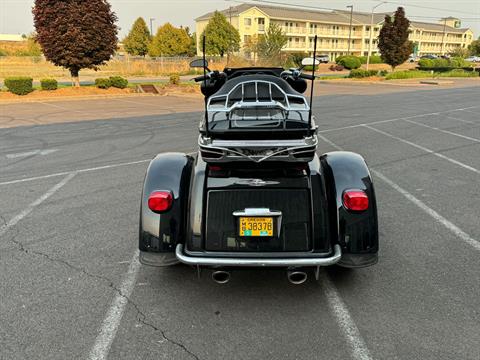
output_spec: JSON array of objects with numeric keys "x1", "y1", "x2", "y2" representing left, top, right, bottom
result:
[
  {"x1": 301, "y1": 57, "x2": 320, "y2": 66},
  {"x1": 190, "y1": 59, "x2": 208, "y2": 68}
]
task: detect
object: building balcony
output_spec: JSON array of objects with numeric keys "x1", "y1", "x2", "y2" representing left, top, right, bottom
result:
[
  {"x1": 281, "y1": 26, "x2": 307, "y2": 34},
  {"x1": 308, "y1": 29, "x2": 363, "y2": 38},
  {"x1": 285, "y1": 43, "x2": 307, "y2": 49}
]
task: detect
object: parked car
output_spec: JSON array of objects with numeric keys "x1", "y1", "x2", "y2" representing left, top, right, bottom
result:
[
  {"x1": 465, "y1": 56, "x2": 480, "y2": 63},
  {"x1": 138, "y1": 56, "x2": 379, "y2": 284},
  {"x1": 408, "y1": 55, "x2": 419, "y2": 63},
  {"x1": 316, "y1": 54, "x2": 330, "y2": 63},
  {"x1": 420, "y1": 54, "x2": 438, "y2": 60}
]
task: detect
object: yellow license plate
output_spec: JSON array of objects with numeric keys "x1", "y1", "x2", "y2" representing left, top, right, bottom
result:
[{"x1": 239, "y1": 217, "x2": 273, "y2": 237}]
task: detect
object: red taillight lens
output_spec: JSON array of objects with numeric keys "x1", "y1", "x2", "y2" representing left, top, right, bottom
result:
[
  {"x1": 343, "y1": 190, "x2": 369, "y2": 211},
  {"x1": 148, "y1": 191, "x2": 173, "y2": 213}
]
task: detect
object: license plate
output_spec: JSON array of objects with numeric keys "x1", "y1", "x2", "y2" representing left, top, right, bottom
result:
[{"x1": 239, "y1": 217, "x2": 273, "y2": 237}]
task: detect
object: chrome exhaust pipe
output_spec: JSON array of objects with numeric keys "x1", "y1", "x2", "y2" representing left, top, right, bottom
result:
[
  {"x1": 212, "y1": 270, "x2": 231, "y2": 284},
  {"x1": 287, "y1": 270, "x2": 307, "y2": 285}
]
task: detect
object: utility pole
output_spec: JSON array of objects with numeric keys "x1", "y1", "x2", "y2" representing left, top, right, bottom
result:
[
  {"x1": 347, "y1": 5, "x2": 354, "y2": 55},
  {"x1": 366, "y1": 2, "x2": 386, "y2": 71},
  {"x1": 149, "y1": 18, "x2": 155, "y2": 37}
]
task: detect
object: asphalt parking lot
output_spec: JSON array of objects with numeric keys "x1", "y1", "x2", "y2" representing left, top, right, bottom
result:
[{"x1": 1, "y1": 83, "x2": 479, "y2": 359}]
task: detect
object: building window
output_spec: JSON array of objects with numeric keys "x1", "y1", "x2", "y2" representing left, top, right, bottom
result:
[
  {"x1": 244, "y1": 18, "x2": 251, "y2": 26},
  {"x1": 244, "y1": 35, "x2": 251, "y2": 43},
  {"x1": 258, "y1": 17, "x2": 265, "y2": 31}
]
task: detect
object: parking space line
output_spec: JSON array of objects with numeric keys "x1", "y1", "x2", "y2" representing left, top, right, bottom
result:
[
  {"x1": 317, "y1": 134, "x2": 480, "y2": 252},
  {"x1": 0, "y1": 173, "x2": 76, "y2": 238},
  {"x1": 0, "y1": 159, "x2": 151, "y2": 186},
  {"x1": 320, "y1": 272, "x2": 374, "y2": 360},
  {"x1": 363, "y1": 125, "x2": 480, "y2": 175},
  {"x1": 317, "y1": 105, "x2": 480, "y2": 134},
  {"x1": 0, "y1": 152, "x2": 198, "y2": 187},
  {"x1": 403, "y1": 119, "x2": 480, "y2": 143},
  {"x1": 88, "y1": 250, "x2": 141, "y2": 360}
]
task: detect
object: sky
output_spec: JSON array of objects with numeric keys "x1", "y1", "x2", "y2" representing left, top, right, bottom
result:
[{"x1": 1, "y1": 0, "x2": 479, "y2": 38}]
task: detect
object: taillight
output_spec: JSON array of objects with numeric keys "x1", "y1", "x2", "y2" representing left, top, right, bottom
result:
[
  {"x1": 148, "y1": 191, "x2": 173, "y2": 213},
  {"x1": 343, "y1": 190, "x2": 369, "y2": 211}
]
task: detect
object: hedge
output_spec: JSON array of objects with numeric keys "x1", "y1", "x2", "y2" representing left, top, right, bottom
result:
[
  {"x1": 4, "y1": 77, "x2": 33, "y2": 95},
  {"x1": 358, "y1": 55, "x2": 383, "y2": 64},
  {"x1": 109, "y1": 76, "x2": 128, "y2": 89},
  {"x1": 95, "y1": 78, "x2": 112, "y2": 89},
  {"x1": 336, "y1": 56, "x2": 361, "y2": 70},
  {"x1": 40, "y1": 78, "x2": 58, "y2": 91},
  {"x1": 349, "y1": 69, "x2": 379, "y2": 78},
  {"x1": 418, "y1": 57, "x2": 472, "y2": 70},
  {"x1": 385, "y1": 69, "x2": 478, "y2": 80}
]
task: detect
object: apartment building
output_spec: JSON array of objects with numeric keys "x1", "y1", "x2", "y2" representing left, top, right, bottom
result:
[{"x1": 195, "y1": 4, "x2": 475, "y2": 59}]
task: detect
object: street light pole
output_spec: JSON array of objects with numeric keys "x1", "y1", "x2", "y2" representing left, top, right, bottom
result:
[
  {"x1": 347, "y1": 5, "x2": 353, "y2": 55},
  {"x1": 149, "y1": 18, "x2": 155, "y2": 37},
  {"x1": 366, "y1": 2, "x2": 386, "y2": 71}
]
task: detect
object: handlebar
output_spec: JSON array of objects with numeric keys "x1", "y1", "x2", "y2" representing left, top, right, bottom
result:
[
  {"x1": 281, "y1": 69, "x2": 316, "y2": 81},
  {"x1": 194, "y1": 75, "x2": 208, "y2": 82},
  {"x1": 193, "y1": 71, "x2": 226, "y2": 82},
  {"x1": 299, "y1": 73, "x2": 315, "y2": 80}
]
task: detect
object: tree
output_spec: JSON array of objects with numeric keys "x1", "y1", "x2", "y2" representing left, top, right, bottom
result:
[
  {"x1": 123, "y1": 17, "x2": 151, "y2": 56},
  {"x1": 148, "y1": 23, "x2": 191, "y2": 57},
  {"x1": 469, "y1": 37, "x2": 480, "y2": 56},
  {"x1": 257, "y1": 23, "x2": 288, "y2": 64},
  {"x1": 33, "y1": 0, "x2": 118, "y2": 87},
  {"x1": 203, "y1": 11, "x2": 240, "y2": 57},
  {"x1": 244, "y1": 34, "x2": 262, "y2": 64},
  {"x1": 184, "y1": 27, "x2": 197, "y2": 57},
  {"x1": 378, "y1": 7, "x2": 413, "y2": 70}
]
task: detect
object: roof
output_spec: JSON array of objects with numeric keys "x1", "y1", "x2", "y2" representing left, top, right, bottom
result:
[
  {"x1": 410, "y1": 21, "x2": 467, "y2": 34},
  {"x1": 196, "y1": 4, "x2": 370, "y2": 24},
  {"x1": 196, "y1": 3, "x2": 472, "y2": 34}
]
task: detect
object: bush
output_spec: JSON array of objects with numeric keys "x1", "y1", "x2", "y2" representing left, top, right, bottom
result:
[
  {"x1": 4, "y1": 77, "x2": 34, "y2": 95},
  {"x1": 386, "y1": 70, "x2": 432, "y2": 80},
  {"x1": 109, "y1": 76, "x2": 128, "y2": 89},
  {"x1": 358, "y1": 55, "x2": 383, "y2": 64},
  {"x1": 95, "y1": 78, "x2": 112, "y2": 89},
  {"x1": 349, "y1": 69, "x2": 379, "y2": 78},
  {"x1": 40, "y1": 78, "x2": 58, "y2": 90},
  {"x1": 379, "y1": 70, "x2": 388, "y2": 77},
  {"x1": 169, "y1": 73, "x2": 180, "y2": 85},
  {"x1": 337, "y1": 56, "x2": 361, "y2": 70},
  {"x1": 418, "y1": 57, "x2": 472, "y2": 70}
]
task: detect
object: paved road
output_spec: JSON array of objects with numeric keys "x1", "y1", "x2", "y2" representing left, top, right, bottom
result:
[{"x1": 1, "y1": 85, "x2": 479, "y2": 360}]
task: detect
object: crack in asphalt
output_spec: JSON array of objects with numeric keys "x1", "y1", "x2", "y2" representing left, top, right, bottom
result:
[{"x1": 0, "y1": 213, "x2": 200, "y2": 360}]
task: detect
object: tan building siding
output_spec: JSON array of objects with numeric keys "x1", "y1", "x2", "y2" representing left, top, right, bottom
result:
[{"x1": 196, "y1": 4, "x2": 475, "y2": 58}]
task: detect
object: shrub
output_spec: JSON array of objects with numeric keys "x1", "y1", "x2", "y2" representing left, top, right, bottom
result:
[
  {"x1": 40, "y1": 78, "x2": 58, "y2": 91},
  {"x1": 109, "y1": 76, "x2": 128, "y2": 89},
  {"x1": 169, "y1": 73, "x2": 180, "y2": 85},
  {"x1": 358, "y1": 55, "x2": 383, "y2": 64},
  {"x1": 385, "y1": 70, "x2": 433, "y2": 80},
  {"x1": 379, "y1": 70, "x2": 388, "y2": 77},
  {"x1": 4, "y1": 77, "x2": 34, "y2": 95},
  {"x1": 337, "y1": 56, "x2": 361, "y2": 70},
  {"x1": 95, "y1": 78, "x2": 112, "y2": 89},
  {"x1": 418, "y1": 57, "x2": 472, "y2": 70},
  {"x1": 349, "y1": 69, "x2": 379, "y2": 78}
]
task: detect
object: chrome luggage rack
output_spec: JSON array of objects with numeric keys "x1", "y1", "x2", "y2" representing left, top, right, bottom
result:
[
  {"x1": 199, "y1": 135, "x2": 318, "y2": 163},
  {"x1": 200, "y1": 79, "x2": 317, "y2": 163}
]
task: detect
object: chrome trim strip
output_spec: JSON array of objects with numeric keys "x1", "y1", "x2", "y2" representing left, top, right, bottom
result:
[{"x1": 175, "y1": 244, "x2": 342, "y2": 267}]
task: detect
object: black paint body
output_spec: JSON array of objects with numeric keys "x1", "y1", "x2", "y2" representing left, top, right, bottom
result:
[{"x1": 140, "y1": 151, "x2": 378, "y2": 268}]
